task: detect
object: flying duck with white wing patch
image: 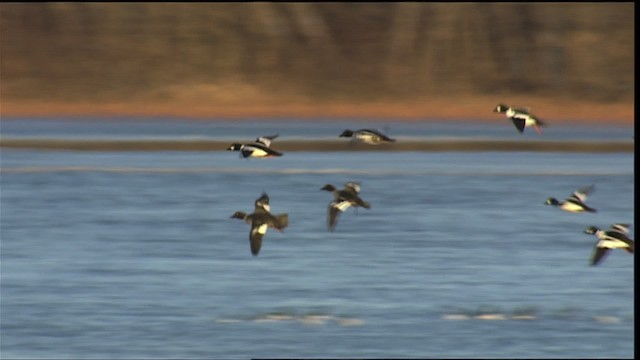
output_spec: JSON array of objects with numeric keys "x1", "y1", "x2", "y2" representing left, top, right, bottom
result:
[
  {"x1": 493, "y1": 103, "x2": 546, "y2": 134},
  {"x1": 230, "y1": 192, "x2": 288, "y2": 256},
  {"x1": 227, "y1": 134, "x2": 283, "y2": 159},
  {"x1": 321, "y1": 182, "x2": 371, "y2": 232},
  {"x1": 584, "y1": 223, "x2": 634, "y2": 266},
  {"x1": 545, "y1": 185, "x2": 597, "y2": 213},
  {"x1": 339, "y1": 129, "x2": 396, "y2": 145}
]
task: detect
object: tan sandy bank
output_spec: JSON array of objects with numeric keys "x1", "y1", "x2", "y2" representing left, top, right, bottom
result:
[{"x1": 0, "y1": 95, "x2": 634, "y2": 126}]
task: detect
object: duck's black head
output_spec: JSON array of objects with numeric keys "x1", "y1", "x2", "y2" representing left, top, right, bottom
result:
[
  {"x1": 545, "y1": 197, "x2": 559, "y2": 206},
  {"x1": 230, "y1": 211, "x2": 247, "y2": 220},
  {"x1": 227, "y1": 143, "x2": 243, "y2": 151},
  {"x1": 584, "y1": 226, "x2": 600, "y2": 235},
  {"x1": 321, "y1": 184, "x2": 337, "y2": 192},
  {"x1": 339, "y1": 130, "x2": 354, "y2": 138},
  {"x1": 494, "y1": 104, "x2": 509, "y2": 113}
]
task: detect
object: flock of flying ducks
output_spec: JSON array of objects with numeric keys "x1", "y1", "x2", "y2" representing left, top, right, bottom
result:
[
  {"x1": 544, "y1": 185, "x2": 634, "y2": 265},
  {"x1": 226, "y1": 104, "x2": 634, "y2": 264}
]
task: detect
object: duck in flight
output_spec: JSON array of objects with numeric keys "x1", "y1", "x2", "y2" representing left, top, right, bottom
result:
[
  {"x1": 321, "y1": 182, "x2": 371, "y2": 232},
  {"x1": 493, "y1": 104, "x2": 546, "y2": 134},
  {"x1": 227, "y1": 134, "x2": 283, "y2": 159},
  {"x1": 339, "y1": 129, "x2": 396, "y2": 145},
  {"x1": 230, "y1": 192, "x2": 288, "y2": 256},
  {"x1": 584, "y1": 223, "x2": 634, "y2": 266},
  {"x1": 545, "y1": 185, "x2": 597, "y2": 213}
]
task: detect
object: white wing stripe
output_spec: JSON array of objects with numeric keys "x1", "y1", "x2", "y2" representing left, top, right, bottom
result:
[
  {"x1": 254, "y1": 224, "x2": 268, "y2": 235},
  {"x1": 334, "y1": 201, "x2": 352, "y2": 212}
]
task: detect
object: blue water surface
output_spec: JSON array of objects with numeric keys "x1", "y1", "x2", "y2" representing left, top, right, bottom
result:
[{"x1": 0, "y1": 118, "x2": 635, "y2": 359}]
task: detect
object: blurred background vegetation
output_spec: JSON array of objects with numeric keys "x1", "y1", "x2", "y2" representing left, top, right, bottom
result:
[{"x1": 0, "y1": 2, "x2": 634, "y2": 107}]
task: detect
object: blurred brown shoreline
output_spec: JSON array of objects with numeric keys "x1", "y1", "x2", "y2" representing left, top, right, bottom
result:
[
  {"x1": 0, "y1": 96, "x2": 634, "y2": 126},
  {"x1": 2, "y1": 4, "x2": 633, "y2": 126}
]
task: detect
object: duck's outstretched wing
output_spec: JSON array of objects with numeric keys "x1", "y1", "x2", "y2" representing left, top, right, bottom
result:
[
  {"x1": 570, "y1": 185, "x2": 595, "y2": 203},
  {"x1": 340, "y1": 191, "x2": 371, "y2": 209},
  {"x1": 254, "y1": 192, "x2": 270, "y2": 213},
  {"x1": 327, "y1": 200, "x2": 352, "y2": 232},
  {"x1": 510, "y1": 117, "x2": 526, "y2": 133},
  {"x1": 604, "y1": 226, "x2": 634, "y2": 249},
  {"x1": 590, "y1": 245, "x2": 610, "y2": 266},
  {"x1": 366, "y1": 129, "x2": 396, "y2": 142},
  {"x1": 249, "y1": 222, "x2": 268, "y2": 256},
  {"x1": 240, "y1": 147, "x2": 255, "y2": 159},
  {"x1": 255, "y1": 134, "x2": 279, "y2": 148},
  {"x1": 343, "y1": 182, "x2": 361, "y2": 194},
  {"x1": 610, "y1": 223, "x2": 631, "y2": 235},
  {"x1": 327, "y1": 203, "x2": 341, "y2": 232},
  {"x1": 355, "y1": 195, "x2": 371, "y2": 209},
  {"x1": 268, "y1": 213, "x2": 289, "y2": 231}
]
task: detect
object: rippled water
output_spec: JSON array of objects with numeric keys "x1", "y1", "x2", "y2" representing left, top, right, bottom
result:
[
  {"x1": 0, "y1": 117, "x2": 634, "y2": 141},
  {"x1": 0, "y1": 119, "x2": 635, "y2": 359}
]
